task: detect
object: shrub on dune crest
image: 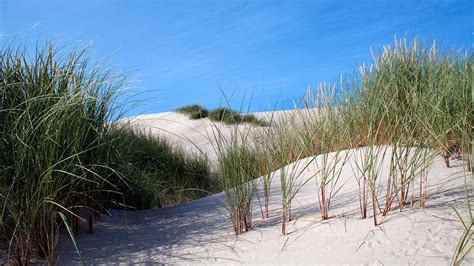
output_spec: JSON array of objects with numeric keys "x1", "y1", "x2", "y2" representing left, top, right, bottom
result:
[
  {"x1": 176, "y1": 104, "x2": 209, "y2": 119},
  {"x1": 240, "y1": 113, "x2": 268, "y2": 126},
  {"x1": 209, "y1": 107, "x2": 240, "y2": 124},
  {"x1": 209, "y1": 107, "x2": 267, "y2": 126}
]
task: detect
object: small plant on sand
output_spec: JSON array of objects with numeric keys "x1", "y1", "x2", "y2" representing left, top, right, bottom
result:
[
  {"x1": 253, "y1": 138, "x2": 277, "y2": 219},
  {"x1": 176, "y1": 104, "x2": 209, "y2": 119},
  {"x1": 344, "y1": 67, "x2": 390, "y2": 225},
  {"x1": 212, "y1": 121, "x2": 259, "y2": 235},
  {"x1": 265, "y1": 112, "x2": 316, "y2": 235},
  {"x1": 218, "y1": 144, "x2": 259, "y2": 234}
]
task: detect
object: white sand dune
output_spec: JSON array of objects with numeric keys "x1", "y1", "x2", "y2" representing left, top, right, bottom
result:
[
  {"x1": 53, "y1": 112, "x2": 472, "y2": 264},
  {"x1": 122, "y1": 112, "x2": 265, "y2": 163}
]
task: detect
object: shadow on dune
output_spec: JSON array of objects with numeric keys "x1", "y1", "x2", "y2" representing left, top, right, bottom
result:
[{"x1": 55, "y1": 193, "x2": 247, "y2": 264}]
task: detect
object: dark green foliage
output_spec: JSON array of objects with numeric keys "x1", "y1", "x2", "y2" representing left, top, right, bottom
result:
[
  {"x1": 105, "y1": 126, "x2": 212, "y2": 209},
  {"x1": 209, "y1": 107, "x2": 241, "y2": 124},
  {"x1": 241, "y1": 114, "x2": 268, "y2": 126},
  {"x1": 0, "y1": 43, "x2": 121, "y2": 263},
  {"x1": 209, "y1": 107, "x2": 267, "y2": 126},
  {"x1": 176, "y1": 104, "x2": 209, "y2": 119}
]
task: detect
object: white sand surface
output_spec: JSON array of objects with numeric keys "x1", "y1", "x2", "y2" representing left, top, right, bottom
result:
[{"x1": 53, "y1": 112, "x2": 473, "y2": 264}]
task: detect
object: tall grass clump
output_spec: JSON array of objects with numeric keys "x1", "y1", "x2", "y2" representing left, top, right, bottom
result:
[
  {"x1": 298, "y1": 85, "x2": 349, "y2": 220},
  {"x1": 0, "y1": 43, "x2": 124, "y2": 263},
  {"x1": 104, "y1": 125, "x2": 211, "y2": 209},
  {"x1": 450, "y1": 59, "x2": 473, "y2": 266},
  {"x1": 367, "y1": 38, "x2": 469, "y2": 213},
  {"x1": 176, "y1": 104, "x2": 209, "y2": 119},
  {"x1": 261, "y1": 111, "x2": 316, "y2": 235},
  {"x1": 253, "y1": 135, "x2": 278, "y2": 219},
  {"x1": 209, "y1": 107, "x2": 241, "y2": 124},
  {"x1": 0, "y1": 42, "x2": 214, "y2": 264},
  {"x1": 212, "y1": 122, "x2": 260, "y2": 235},
  {"x1": 209, "y1": 107, "x2": 267, "y2": 126}
]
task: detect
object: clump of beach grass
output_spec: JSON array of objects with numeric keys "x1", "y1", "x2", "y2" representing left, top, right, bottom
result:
[
  {"x1": 176, "y1": 104, "x2": 209, "y2": 119},
  {"x1": 253, "y1": 134, "x2": 278, "y2": 219},
  {"x1": 337, "y1": 37, "x2": 471, "y2": 223},
  {"x1": 212, "y1": 36, "x2": 471, "y2": 236},
  {"x1": 0, "y1": 42, "x2": 124, "y2": 264},
  {"x1": 209, "y1": 107, "x2": 240, "y2": 124},
  {"x1": 209, "y1": 107, "x2": 267, "y2": 126},
  {"x1": 0, "y1": 42, "x2": 213, "y2": 264},
  {"x1": 258, "y1": 111, "x2": 316, "y2": 235},
  {"x1": 303, "y1": 85, "x2": 350, "y2": 220},
  {"x1": 104, "y1": 125, "x2": 212, "y2": 209},
  {"x1": 210, "y1": 118, "x2": 260, "y2": 235}
]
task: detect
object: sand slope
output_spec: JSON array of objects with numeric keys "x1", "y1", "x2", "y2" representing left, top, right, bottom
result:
[
  {"x1": 122, "y1": 112, "x2": 265, "y2": 163},
  {"x1": 54, "y1": 128, "x2": 473, "y2": 265}
]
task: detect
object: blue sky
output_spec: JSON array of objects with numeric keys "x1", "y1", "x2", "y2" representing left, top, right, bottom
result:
[{"x1": 1, "y1": 0, "x2": 472, "y2": 116}]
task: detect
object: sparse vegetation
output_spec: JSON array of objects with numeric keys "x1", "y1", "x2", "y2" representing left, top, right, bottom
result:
[
  {"x1": 240, "y1": 113, "x2": 267, "y2": 126},
  {"x1": 213, "y1": 37, "x2": 471, "y2": 236}
]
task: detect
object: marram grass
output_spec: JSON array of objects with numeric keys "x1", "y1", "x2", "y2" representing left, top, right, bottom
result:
[
  {"x1": 0, "y1": 43, "x2": 123, "y2": 264},
  {"x1": 0, "y1": 42, "x2": 212, "y2": 264},
  {"x1": 212, "y1": 37, "x2": 471, "y2": 246}
]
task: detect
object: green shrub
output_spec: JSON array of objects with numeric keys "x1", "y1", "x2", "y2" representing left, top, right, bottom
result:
[
  {"x1": 176, "y1": 104, "x2": 209, "y2": 119},
  {"x1": 209, "y1": 107, "x2": 240, "y2": 124},
  {"x1": 241, "y1": 114, "x2": 268, "y2": 126},
  {"x1": 209, "y1": 107, "x2": 267, "y2": 126}
]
